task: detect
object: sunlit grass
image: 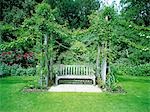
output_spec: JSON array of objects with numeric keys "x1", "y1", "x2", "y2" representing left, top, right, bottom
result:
[{"x1": 0, "y1": 76, "x2": 150, "y2": 112}]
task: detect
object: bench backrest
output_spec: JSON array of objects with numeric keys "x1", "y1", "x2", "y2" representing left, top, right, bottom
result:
[{"x1": 57, "y1": 65, "x2": 94, "y2": 76}]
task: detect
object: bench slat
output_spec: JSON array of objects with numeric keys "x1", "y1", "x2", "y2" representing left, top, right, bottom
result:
[{"x1": 58, "y1": 65, "x2": 94, "y2": 76}]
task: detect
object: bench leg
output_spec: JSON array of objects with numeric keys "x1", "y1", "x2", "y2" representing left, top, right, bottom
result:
[
  {"x1": 93, "y1": 79, "x2": 96, "y2": 85},
  {"x1": 55, "y1": 78, "x2": 58, "y2": 85}
]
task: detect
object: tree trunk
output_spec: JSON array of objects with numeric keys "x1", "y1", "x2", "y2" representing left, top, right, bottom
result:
[
  {"x1": 49, "y1": 36, "x2": 53, "y2": 80},
  {"x1": 40, "y1": 69, "x2": 43, "y2": 87},
  {"x1": 101, "y1": 56, "x2": 107, "y2": 83},
  {"x1": 100, "y1": 15, "x2": 109, "y2": 83},
  {"x1": 44, "y1": 34, "x2": 49, "y2": 87},
  {"x1": 39, "y1": 53, "x2": 43, "y2": 87},
  {"x1": 96, "y1": 43, "x2": 101, "y2": 77},
  {"x1": 49, "y1": 56, "x2": 53, "y2": 80},
  {"x1": 101, "y1": 42, "x2": 107, "y2": 83}
]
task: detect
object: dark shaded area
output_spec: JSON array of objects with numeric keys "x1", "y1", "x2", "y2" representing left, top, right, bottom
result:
[{"x1": 46, "y1": 0, "x2": 99, "y2": 29}]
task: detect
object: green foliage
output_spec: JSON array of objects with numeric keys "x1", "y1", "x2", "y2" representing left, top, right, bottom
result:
[
  {"x1": 3, "y1": 7, "x2": 26, "y2": 26},
  {"x1": 0, "y1": 23, "x2": 16, "y2": 43},
  {"x1": 58, "y1": 41, "x2": 92, "y2": 64},
  {"x1": 112, "y1": 63, "x2": 150, "y2": 76},
  {"x1": 1, "y1": 0, "x2": 37, "y2": 26},
  {"x1": 106, "y1": 72, "x2": 117, "y2": 90},
  {"x1": 35, "y1": 3, "x2": 54, "y2": 20},
  {"x1": 46, "y1": 0, "x2": 99, "y2": 29},
  {"x1": 101, "y1": 6, "x2": 116, "y2": 21},
  {"x1": 0, "y1": 0, "x2": 149, "y2": 90},
  {"x1": 88, "y1": 6, "x2": 117, "y2": 44},
  {"x1": 70, "y1": 41, "x2": 87, "y2": 53},
  {"x1": 0, "y1": 63, "x2": 36, "y2": 76},
  {"x1": 111, "y1": 20, "x2": 150, "y2": 64},
  {"x1": 121, "y1": 0, "x2": 150, "y2": 26},
  {"x1": 97, "y1": 77, "x2": 105, "y2": 89},
  {"x1": 0, "y1": 63, "x2": 11, "y2": 75},
  {"x1": 26, "y1": 76, "x2": 45, "y2": 89}
]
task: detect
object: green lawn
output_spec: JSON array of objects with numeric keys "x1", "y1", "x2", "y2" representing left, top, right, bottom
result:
[{"x1": 0, "y1": 76, "x2": 150, "y2": 112}]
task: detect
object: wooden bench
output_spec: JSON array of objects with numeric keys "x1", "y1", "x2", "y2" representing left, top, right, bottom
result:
[{"x1": 55, "y1": 65, "x2": 96, "y2": 85}]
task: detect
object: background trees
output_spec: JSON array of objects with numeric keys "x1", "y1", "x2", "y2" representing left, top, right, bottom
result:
[
  {"x1": 45, "y1": 0, "x2": 99, "y2": 29},
  {"x1": 120, "y1": 0, "x2": 150, "y2": 26},
  {"x1": 0, "y1": 0, "x2": 149, "y2": 86}
]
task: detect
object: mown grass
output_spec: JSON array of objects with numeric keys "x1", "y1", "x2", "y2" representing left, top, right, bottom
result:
[{"x1": 0, "y1": 76, "x2": 150, "y2": 112}]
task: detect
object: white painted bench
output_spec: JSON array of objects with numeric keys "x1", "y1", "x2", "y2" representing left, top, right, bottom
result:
[{"x1": 55, "y1": 65, "x2": 95, "y2": 85}]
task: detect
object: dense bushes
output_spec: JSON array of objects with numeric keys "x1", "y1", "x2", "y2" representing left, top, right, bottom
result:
[
  {"x1": 0, "y1": 63, "x2": 36, "y2": 76},
  {"x1": 112, "y1": 63, "x2": 150, "y2": 76},
  {"x1": 0, "y1": 49, "x2": 35, "y2": 67}
]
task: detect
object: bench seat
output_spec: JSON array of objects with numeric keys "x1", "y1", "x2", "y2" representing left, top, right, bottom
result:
[
  {"x1": 56, "y1": 75, "x2": 96, "y2": 85},
  {"x1": 55, "y1": 65, "x2": 96, "y2": 85}
]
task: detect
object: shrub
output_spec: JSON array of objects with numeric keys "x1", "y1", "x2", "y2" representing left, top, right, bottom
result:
[
  {"x1": 105, "y1": 72, "x2": 126, "y2": 93},
  {"x1": 16, "y1": 67, "x2": 27, "y2": 76},
  {"x1": 0, "y1": 49, "x2": 35, "y2": 67},
  {"x1": 106, "y1": 73, "x2": 117, "y2": 89},
  {"x1": 26, "y1": 67, "x2": 36, "y2": 76},
  {"x1": 0, "y1": 63, "x2": 36, "y2": 76},
  {"x1": 10, "y1": 64, "x2": 20, "y2": 75},
  {"x1": 111, "y1": 63, "x2": 150, "y2": 76},
  {"x1": 96, "y1": 77, "x2": 105, "y2": 89},
  {"x1": 14, "y1": 66, "x2": 36, "y2": 76},
  {"x1": 0, "y1": 63, "x2": 11, "y2": 75},
  {"x1": 26, "y1": 77, "x2": 39, "y2": 89}
]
